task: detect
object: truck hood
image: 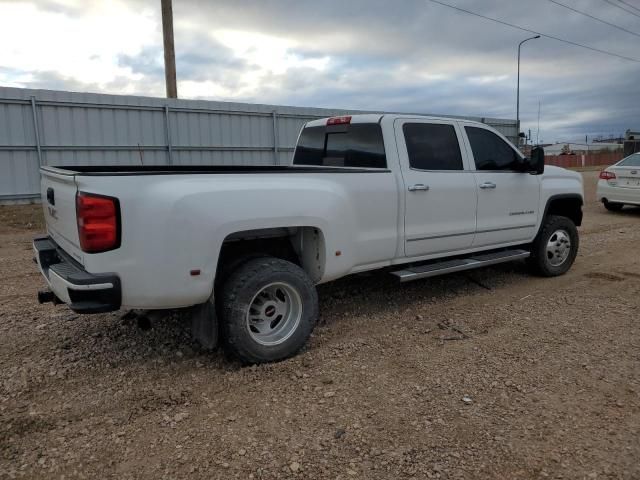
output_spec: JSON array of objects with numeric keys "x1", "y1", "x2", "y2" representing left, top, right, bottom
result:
[
  {"x1": 539, "y1": 165, "x2": 584, "y2": 205},
  {"x1": 542, "y1": 164, "x2": 582, "y2": 182}
]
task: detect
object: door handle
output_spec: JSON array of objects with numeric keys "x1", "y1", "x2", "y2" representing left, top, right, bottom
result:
[
  {"x1": 408, "y1": 184, "x2": 429, "y2": 192},
  {"x1": 479, "y1": 182, "x2": 496, "y2": 189}
]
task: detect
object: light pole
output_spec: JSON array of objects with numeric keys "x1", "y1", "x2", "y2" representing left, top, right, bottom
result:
[{"x1": 516, "y1": 35, "x2": 540, "y2": 142}]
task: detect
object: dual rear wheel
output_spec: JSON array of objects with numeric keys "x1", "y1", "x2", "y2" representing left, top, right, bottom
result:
[{"x1": 218, "y1": 257, "x2": 318, "y2": 364}]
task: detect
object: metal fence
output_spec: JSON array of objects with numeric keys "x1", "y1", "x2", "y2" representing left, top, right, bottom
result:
[{"x1": 0, "y1": 86, "x2": 518, "y2": 201}]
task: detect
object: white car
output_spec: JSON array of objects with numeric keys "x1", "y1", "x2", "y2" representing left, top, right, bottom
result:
[
  {"x1": 597, "y1": 153, "x2": 640, "y2": 211},
  {"x1": 34, "y1": 114, "x2": 584, "y2": 363}
]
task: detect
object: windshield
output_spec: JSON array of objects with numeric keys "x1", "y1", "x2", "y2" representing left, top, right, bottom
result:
[{"x1": 618, "y1": 153, "x2": 640, "y2": 167}]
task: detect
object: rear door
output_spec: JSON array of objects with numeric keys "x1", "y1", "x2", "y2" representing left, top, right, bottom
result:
[
  {"x1": 40, "y1": 167, "x2": 84, "y2": 264},
  {"x1": 394, "y1": 118, "x2": 478, "y2": 257},
  {"x1": 461, "y1": 124, "x2": 540, "y2": 247}
]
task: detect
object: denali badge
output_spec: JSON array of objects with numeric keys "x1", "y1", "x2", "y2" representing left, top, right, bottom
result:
[{"x1": 509, "y1": 210, "x2": 534, "y2": 216}]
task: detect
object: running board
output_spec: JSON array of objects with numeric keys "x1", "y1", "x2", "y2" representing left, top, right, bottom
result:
[{"x1": 391, "y1": 249, "x2": 530, "y2": 283}]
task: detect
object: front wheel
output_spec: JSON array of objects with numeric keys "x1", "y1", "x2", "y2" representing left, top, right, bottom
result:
[
  {"x1": 528, "y1": 215, "x2": 579, "y2": 277},
  {"x1": 220, "y1": 257, "x2": 318, "y2": 364}
]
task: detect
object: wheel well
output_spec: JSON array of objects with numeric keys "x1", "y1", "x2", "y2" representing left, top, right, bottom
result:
[
  {"x1": 216, "y1": 227, "x2": 325, "y2": 285},
  {"x1": 546, "y1": 196, "x2": 583, "y2": 226}
]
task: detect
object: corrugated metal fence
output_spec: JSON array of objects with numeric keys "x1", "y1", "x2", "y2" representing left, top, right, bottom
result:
[{"x1": 0, "y1": 86, "x2": 518, "y2": 201}]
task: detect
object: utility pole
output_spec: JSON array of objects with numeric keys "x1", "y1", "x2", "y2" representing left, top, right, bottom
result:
[
  {"x1": 161, "y1": 0, "x2": 178, "y2": 98},
  {"x1": 536, "y1": 100, "x2": 541, "y2": 146}
]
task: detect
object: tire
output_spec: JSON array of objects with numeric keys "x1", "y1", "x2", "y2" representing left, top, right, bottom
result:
[
  {"x1": 215, "y1": 253, "x2": 265, "y2": 289},
  {"x1": 528, "y1": 215, "x2": 579, "y2": 277},
  {"x1": 220, "y1": 256, "x2": 318, "y2": 364},
  {"x1": 603, "y1": 200, "x2": 624, "y2": 212}
]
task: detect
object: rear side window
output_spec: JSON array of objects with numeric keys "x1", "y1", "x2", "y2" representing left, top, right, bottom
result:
[
  {"x1": 293, "y1": 124, "x2": 386, "y2": 168},
  {"x1": 403, "y1": 123, "x2": 463, "y2": 170},
  {"x1": 465, "y1": 126, "x2": 522, "y2": 171}
]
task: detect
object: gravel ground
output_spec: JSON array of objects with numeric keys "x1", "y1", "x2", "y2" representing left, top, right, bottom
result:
[{"x1": 1, "y1": 170, "x2": 639, "y2": 479}]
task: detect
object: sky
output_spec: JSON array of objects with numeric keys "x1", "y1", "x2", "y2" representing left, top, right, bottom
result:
[{"x1": 0, "y1": 0, "x2": 639, "y2": 143}]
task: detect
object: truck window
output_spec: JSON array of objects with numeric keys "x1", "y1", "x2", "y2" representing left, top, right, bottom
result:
[
  {"x1": 403, "y1": 123, "x2": 463, "y2": 171},
  {"x1": 293, "y1": 124, "x2": 386, "y2": 168},
  {"x1": 465, "y1": 126, "x2": 522, "y2": 171}
]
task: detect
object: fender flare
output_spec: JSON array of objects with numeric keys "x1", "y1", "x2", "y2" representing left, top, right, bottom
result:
[{"x1": 540, "y1": 193, "x2": 584, "y2": 230}]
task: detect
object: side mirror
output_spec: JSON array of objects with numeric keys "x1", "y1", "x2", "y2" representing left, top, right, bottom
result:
[{"x1": 529, "y1": 146, "x2": 545, "y2": 175}]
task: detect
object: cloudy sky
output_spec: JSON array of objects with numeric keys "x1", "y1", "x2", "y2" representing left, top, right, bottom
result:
[{"x1": 1, "y1": 0, "x2": 639, "y2": 143}]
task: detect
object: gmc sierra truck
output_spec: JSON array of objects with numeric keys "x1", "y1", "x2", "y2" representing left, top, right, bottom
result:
[{"x1": 34, "y1": 114, "x2": 584, "y2": 363}]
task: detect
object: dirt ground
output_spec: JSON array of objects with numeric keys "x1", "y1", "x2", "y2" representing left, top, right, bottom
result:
[{"x1": 1, "y1": 170, "x2": 639, "y2": 479}]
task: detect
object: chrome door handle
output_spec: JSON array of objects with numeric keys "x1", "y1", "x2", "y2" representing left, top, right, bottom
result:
[
  {"x1": 408, "y1": 184, "x2": 429, "y2": 192},
  {"x1": 479, "y1": 182, "x2": 496, "y2": 189}
]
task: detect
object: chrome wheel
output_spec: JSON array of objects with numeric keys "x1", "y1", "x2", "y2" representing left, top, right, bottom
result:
[
  {"x1": 546, "y1": 229, "x2": 571, "y2": 267},
  {"x1": 246, "y1": 282, "x2": 303, "y2": 346}
]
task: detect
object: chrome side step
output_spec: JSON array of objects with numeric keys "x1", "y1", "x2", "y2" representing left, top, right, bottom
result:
[{"x1": 391, "y1": 249, "x2": 530, "y2": 283}]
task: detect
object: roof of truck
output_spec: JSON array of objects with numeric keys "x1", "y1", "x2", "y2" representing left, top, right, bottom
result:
[
  {"x1": 306, "y1": 113, "x2": 485, "y2": 127},
  {"x1": 304, "y1": 113, "x2": 486, "y2": 128}
]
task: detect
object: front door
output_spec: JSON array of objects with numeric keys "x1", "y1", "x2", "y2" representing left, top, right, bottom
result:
[
  {"x1": 461, "y1": 124, "x2": 540, "y2": 247},
  {"x1": 395, "y1": 119, "x2": 478, "y2": 257}
]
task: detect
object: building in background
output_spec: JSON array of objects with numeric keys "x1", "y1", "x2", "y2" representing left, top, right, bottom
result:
[{"x1": 624, "y1": 129, "x2": 640, "y2": 156}]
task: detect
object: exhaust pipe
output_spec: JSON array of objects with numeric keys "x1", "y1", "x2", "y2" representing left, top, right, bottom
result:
[{"x1": 38, "y1": 289, "x2": 61, "y2": 305}]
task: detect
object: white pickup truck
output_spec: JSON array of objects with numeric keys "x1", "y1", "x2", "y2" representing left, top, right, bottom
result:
[{"x1": 34, "y1": 114, "x2": 584, "y2": 363}]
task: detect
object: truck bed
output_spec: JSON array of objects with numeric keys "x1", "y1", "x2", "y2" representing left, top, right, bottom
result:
[{"x1": 44, "y1": 165, "x2": 391, "y2": 176}]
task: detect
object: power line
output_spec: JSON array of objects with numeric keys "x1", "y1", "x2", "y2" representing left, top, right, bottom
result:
[
  {"x1": 548, "y1": 0, "x2": 640, "y2": 38},
  {"x1": 601, "y1": 0, "x2": 640, "y2": 19},
  {"x1": 618, "y1": 0, "x2": 640, "y2": 13},
  {"x1": 425, "y1": 0, "x2": 640, "y2": 63}
]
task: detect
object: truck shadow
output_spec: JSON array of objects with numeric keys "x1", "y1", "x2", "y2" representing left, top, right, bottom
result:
[
  {"x1": 599, "y1": 205, "x2": 640, "y2": 217},
  {"x1": 54, "y1": 260, "x2": 531, "y2": 371},
  {"x1": 316, "y1": 260, "x2": 530, "y2": 324}
]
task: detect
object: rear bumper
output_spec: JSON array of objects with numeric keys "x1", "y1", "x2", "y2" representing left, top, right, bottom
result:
[
  {"x1": 596, "y1": 181, "x2": 640, "y2": 205},
  {"x1": 33, "y1": 236, "x2": 121, "y2": 313}
]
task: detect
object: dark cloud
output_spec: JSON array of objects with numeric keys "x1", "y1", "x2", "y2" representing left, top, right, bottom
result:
[
  {"x1": 16, "y1": 70, "x2": 102, "y2": 93},
  {"x1": 118, "y1": 47, "x2": 165, "y2": 78},
  {"x1": 2, "y1": 0, "x2": 639, "y2": 141},
  {"x1": 176, "y1": 35, "x2": 249, "y2": 84}
]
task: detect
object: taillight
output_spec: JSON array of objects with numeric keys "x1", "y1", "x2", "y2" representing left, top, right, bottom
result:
[
  {"x1": 76, "y1": 192, "x2": 120, "y2": 253},
  {"x1": 327, "y1": 115, "x2": 351, "y2": 126},
  {"x1": 599, "y1": 171, "x2": 616, "y2": 180}
]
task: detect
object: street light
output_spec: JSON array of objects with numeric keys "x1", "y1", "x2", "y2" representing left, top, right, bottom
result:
[{"x1": 516, "y1": 35, "x2": 540, "y2": 143}]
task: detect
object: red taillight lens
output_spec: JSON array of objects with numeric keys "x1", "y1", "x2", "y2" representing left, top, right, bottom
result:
[
  {"x1": 599, "y1": 171, "x2": 616, "y2": 180},
  {"x1": 76, "y1": 192, "x2": 120, "y2": 253},
  {"x1": 327, "y1": 115, "x2": 351, "y2": 126}
]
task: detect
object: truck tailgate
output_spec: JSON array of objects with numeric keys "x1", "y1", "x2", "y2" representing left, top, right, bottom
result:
[{"x1": 40, "y1": 168, "x2": 84, "y2": 265}]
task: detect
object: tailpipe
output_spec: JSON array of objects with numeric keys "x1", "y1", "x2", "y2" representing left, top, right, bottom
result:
[{"x1": 38, "y1": 289, "x2": 61, "y2": 305}]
